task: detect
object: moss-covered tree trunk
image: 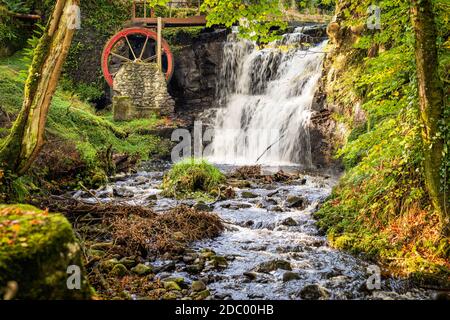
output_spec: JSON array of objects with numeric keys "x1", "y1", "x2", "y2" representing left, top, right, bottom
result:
[
  {"x1": 411, "y1": 0, "x2": 448, "y2": 235},
  {"x1": 0, "y1": 0, "x2": 78, "y2": 175}
]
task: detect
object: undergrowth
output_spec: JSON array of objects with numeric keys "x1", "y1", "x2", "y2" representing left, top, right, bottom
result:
[
  {"x1": 315, "y1": 0, "x2": 450, "y2": 284},
  {"x1": 0, "y1": 52, "x2": 167, "y2": 200}
]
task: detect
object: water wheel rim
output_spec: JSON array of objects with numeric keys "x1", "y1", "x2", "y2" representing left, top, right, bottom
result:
[{"x1": 101, "y1": 27, "x2": 174, "y2": 87}]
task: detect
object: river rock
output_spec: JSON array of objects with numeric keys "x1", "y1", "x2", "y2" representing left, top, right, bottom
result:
[
  {"x1": 221, "y1": 202, "x2": 252, "y2": 210},
  {"x1": 269, "y1": 205, "x2": 284, "y2": 212},
  {"x1": 283, "y1": 271, "x2": 301, "y2": 282},
  {"x1": 194, "y1": 289, "x2": 211, "y2": 300},
  {"x1": 162, "y1": 276, "x2": 185, "y2": 285},
  {"x1": 281, "y1": 217, "x2": 297, "y2": 226},
  {"x1": 228, "y1": 180, "x2": 252, "y2": 188},
  {"x1": 182, "y1": 254, "x2": 197, "y2": 263},
  {"x1": 0, "y1": 205, "x2": 92, "y2": 299},
  {"x1": 184, "y1": 264, "x2": 203, "y2": 274},
  {"x1": 285, "y1": 195, "x2": 308, "y2": 209},
  {"x1": 100, "y1": 258, "x2": 120, "y2": 272},
  {"x1": 191, "y1": 280, "x2": 207, "y2": 292},
  {"x1": 131, "y1": 263, "x2": 153, "y2": 275},
  {"x1": 113, "y1": 187, "x2": 134, "y2": 198},
  {"x1": 146, "y1": 194, "x2": 158, "y2": 201},
  {"x1": 132, "y1": 176, "x2": 148, "y2": 185},
  {"x1": 210, "y1": 255, "x2": 228, "y2": 269},
  {"x1": 193, "y1": 202, "x2": 212, "y2": 212},
  {"x1": 119, "y1": 257, "x2": 137, "y2": 269},
  {"x1": 241, "y1": 191, "x2": 258, "y2": 198},
  {"x1": 162, "y1": 291, "x2": 178, "y2": 300},
  {"x1": 163, "y1": 281, "x2": 182, "y2": 291},
  {"x1": 299, "y1": 284, "x2": 330, "y2": 300},
  {"x1": 255, "y1": 259, "x2": 292, "y2": 273},
  {"x1": 243, "y1": 272, "x2": 257, "y2": 280},
  {"x1": 109, "y1": 264, "x2": 128, "y2": 277},
  {"x1": 244, "y1": 220, "x2": 254, "y2": 227}
]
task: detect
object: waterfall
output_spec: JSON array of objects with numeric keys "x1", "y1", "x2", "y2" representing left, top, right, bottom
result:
[{"x1": 206, "y1": 29, "x2": 327, "y2": 167}]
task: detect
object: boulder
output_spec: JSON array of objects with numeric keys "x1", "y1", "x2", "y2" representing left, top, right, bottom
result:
[
  {"x1": 109, "y1": 264, "x2": 128, "y2": 277},
  {"x1": 285, "y1": 195, "x2": 309, "y2": 209},
  {"x1": 130, "y1": 263, "x2": 153, "y2": 276},
  {"x1": 191, "y1": 280, "x2": 207, "y2": 292},
  {"x1": 0, "y1": 205, "x2": 92, "y2": 299},
  {"x1": 255, "y1": 259, "x2": 292, "y2": 273},
  {"x1": 281, "y1": 217, "x2": 297, "y2": 226}
]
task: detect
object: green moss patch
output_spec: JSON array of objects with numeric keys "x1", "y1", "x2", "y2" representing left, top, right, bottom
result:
[
  {"x1": 162, "y1": 158, "x2": 225, "y2": 199},
  {"x1": 0, "y1": 205, "x2": 92, "y2": 299}
]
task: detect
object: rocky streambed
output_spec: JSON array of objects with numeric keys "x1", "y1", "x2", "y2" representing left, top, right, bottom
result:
[{"x1": 70, "y1": 162, "x2": 434, "y2": 300}]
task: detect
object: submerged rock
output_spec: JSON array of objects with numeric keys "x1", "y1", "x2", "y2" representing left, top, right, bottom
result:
[
  {"x1": 255, "y1": 259, "x2": 292, "y2": 273},
  {"x1": 221, "y1": 202, "x2": 252, "y2": 210},
  {"x1": 299, "y1": 284, "x2": 330, "y2": 300},
  {"x1": 281, "y1": 217, "x2": 298, "y2": 226},
  {"x1": 243, "y1": 272, "x2": 257, "y2": 280},
  {"x1": 193, "y1": 202, "x2": 212, "y2": 212},
  {"x1": 113, "y1": 187, "x2": 134, "y2": 198},
  {"x1": 184, "y1": 264, "x2": 203, "y2": 274},
  {"x1": 283, "y1": 271, "x2": 301, "y2": 282},
  {"x1": 285, "y1": 195, "x2": 309, "y2": 209},
  {"x1": 241, "y1": 191, "x2": 258, "y2": 198}
]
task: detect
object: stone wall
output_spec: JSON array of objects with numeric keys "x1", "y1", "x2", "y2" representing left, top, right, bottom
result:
[{"x1": 113, "y1": 62, "x2": 175, "y2": 119}]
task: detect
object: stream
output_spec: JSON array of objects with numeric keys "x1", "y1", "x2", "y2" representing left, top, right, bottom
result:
[
  {"x1": 75, "y1": 162, "x2": 434, "y2": 300},
  {"x1": 72, "y1": 26, "x2": 435, "y2": 300}
]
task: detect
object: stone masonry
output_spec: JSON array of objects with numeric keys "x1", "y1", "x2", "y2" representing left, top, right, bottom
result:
[{"x1": 113, "y1": 62, "x2": 175, "y2": 120}]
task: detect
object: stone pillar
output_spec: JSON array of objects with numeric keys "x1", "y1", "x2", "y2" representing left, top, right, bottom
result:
[{"x1": 113, "y1": 62, "x2": 175, "y2": 119}]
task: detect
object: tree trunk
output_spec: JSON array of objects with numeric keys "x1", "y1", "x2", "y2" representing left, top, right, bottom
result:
[
  {"x1": 411, "y1": 0, "x2": 448, "y2": 235},
  {"x1": 0, "y1": 0, "x2": 78, "y2": 175}
]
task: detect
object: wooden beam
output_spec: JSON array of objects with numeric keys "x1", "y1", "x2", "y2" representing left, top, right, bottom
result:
[{"x1": 157, "y1": 17, "x2": 162, "y2": 72}]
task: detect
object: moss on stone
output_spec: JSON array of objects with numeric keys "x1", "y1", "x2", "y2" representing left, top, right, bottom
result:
[{"x1": 0, "y1": 205, "x2": 92, "y2": 299}]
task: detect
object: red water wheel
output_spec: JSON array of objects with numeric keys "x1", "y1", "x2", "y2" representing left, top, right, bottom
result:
[{"x1": 101, "y1": 27, "x2": 174, "y2": 87}]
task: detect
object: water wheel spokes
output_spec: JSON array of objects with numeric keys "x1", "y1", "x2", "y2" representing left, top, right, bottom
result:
[{"x1": 101, "y1": 27, "x2": 174, "y2": 87}]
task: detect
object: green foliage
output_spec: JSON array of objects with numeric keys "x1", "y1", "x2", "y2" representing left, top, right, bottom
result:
[
  {"x1": 62, "y1": 0, "x2": 131, "y2": 103},
  {"x1": 0, "y1": 52, "x2": 167, "y2": 197},
  {"x1": 316, "y1": 0, "x2": 450, "y2": 279},
  {"x1": 162, "y1": 158, "x2": 225, "y2": 199},
  {"x1": 201, "y1": 0, "x2": 287, "y2": 43}
]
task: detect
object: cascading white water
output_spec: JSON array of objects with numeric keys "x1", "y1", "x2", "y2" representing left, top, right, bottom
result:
[{"x1": 207, "y1": 29, "x2": 327, "y2": 167}]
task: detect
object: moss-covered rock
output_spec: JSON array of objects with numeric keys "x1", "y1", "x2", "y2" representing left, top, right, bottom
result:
[
  {"x1": 162, "y1": 158, "x2": 225, "y2": 199},
  {"x1": 0, "y1": 205, "x2": 92, "y2": 299}
]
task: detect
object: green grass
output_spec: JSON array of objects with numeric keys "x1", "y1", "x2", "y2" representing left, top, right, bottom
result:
[
  {"x1": 161, "y1": 158, "x2": 225, "y2": 199},
  {"x1": 0, "y1": 51, "x2": 168, "y2": 196}
]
